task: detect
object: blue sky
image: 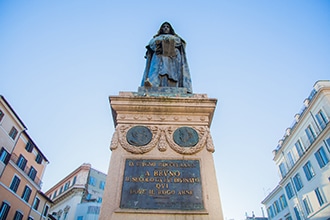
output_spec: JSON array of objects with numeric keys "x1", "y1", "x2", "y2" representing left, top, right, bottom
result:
[{"x1": 1, "y1": 1, "x2": 329, "y2": 219}]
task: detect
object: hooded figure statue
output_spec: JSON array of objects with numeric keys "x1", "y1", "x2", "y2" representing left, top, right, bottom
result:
[{"x1": 141, "y1": 22, "x2": 192, "y2": 93}]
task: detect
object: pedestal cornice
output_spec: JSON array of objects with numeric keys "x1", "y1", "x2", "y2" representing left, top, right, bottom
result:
[{"x1": 109, "y1": 92, "x2": 217, "y2": 127}]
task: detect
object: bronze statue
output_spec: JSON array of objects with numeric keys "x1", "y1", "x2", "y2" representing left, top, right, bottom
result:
[{"x1": 141, "y1": 22, "x2": 192, "y2": 93}]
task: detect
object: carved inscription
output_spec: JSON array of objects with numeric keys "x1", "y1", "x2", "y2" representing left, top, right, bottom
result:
[{"x1": 120, "y1": 159, "x2": 204, "y2": 210}]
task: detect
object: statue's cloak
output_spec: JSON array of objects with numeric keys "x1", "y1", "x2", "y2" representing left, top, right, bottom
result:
[{"x1": 141, "y1": 34, "x2": 192, "y2": 93}]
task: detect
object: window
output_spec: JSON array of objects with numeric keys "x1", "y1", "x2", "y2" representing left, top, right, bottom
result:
[
  {"x1": 273, "y1": 200, "x2": 281, "y2": 214},
  {"x1": 21, "y1": 185, "x2": 32, "y2": 202},
  {"x1": 87, "y1": 206, "x2": 100, "y2": 214},
  {"x1": 294, "y1": 206, "x2": 301, "y2": 220},
  {"x1": 56, "y1": 210, "x2": 62, "y2": 220},
  {"x1": 305, "y1": 125, "x2": 316, "y2": 145},
  {"x1": 59, "y1": 186, "x2": 63, "y2": 194},
  {"x1": 314, "y1": 187, "x2": 325, "y2": 206},
  {"x1": 28, "y1": 166, "x2": 37, "y2": 181},
  {"x1": 0, "y1": 147, "x2": 10, "y2": 165},
  {"x1": 287, "y1": 151, "x2": 295, "y2": 168},
  {"x1": 0, "y1": 109, "x2": 4, "y2": 121},
  {"x1": 53, "y1": 190, "x2": 57, "y2": 199},
  {"x1": 10, "y1": 175, "x2": 21, "y2": 193},
  {"x1": 43, "y1": 205, "x2": 49, "y2": 217},
  {"x1": 28, "y1": 217, "x2": 33, "y2": 220},
  {"x1": 32, "y1": 197, "x2": 40, "y2": 210},
  {"x1": 35, "y1": 153, "x2": 42, "y2": 164},
  {"x1": 99, "y1": 181, "x2": 105, "y2": 190},
  {"x1": 267, "y1": 206, "x2": 275, "y2": 218},
  {"x1": 25, "y1": 141, "x2": 33, "y2": 153},
  {"x1": 64, "y1": 181, "x2": 70, "y2": 191},
  {"x1": 97, "y1": 197, "x2": 102, "y2": 203},
  {"x1": 77, "y1": 216, "x2": 83, "y2": 220},
  {"x1": 0, "y1": 201, "x2": 10, "y2": 220},
  {"x1": 51, "y1": 212, "x2": 56, "y2": 217},
  {"x1": 279, "y1": 162, "x2": 287, "y2": 178},
  {"x1": 89, "y1": 176, "x2": 96, "y2": 186},
  {"x1": 314, "y1": 146, "x2": 329, "y2": 168},
  {"x1": 17, "y1": 155, "x2": 27, "y2": 171},
  {"x1": 315, "y1": 110, "x2": 328, "y2": 130},
  {"x1": 325, "y1": 137, "x2": 330, "y2": 152},
  {"x1": 13, "y1": 210, "x2": 23, "y2": 220},
  {"x1": 303, "y1": 161, "x2": 315, "y2": 181},
  {"x1": 285, "y1": 182, "x2": 295, "y2": 199},
  {"x1": 9, "y1": 127, "x2": 18, "y2": 140},
  {"x1": 295, "y1": 140, "x2": 304, "y2": 157},
  {"x1": 293, "y1": 173, "x2": 304, "y2": 191},
  {"x1": 63, "y1": 212, "x2": 68, "y2": 220},
  {"x1": 72, "y1": 176, "x2": 77, "y2": 186},
  {"x1": 279, "y1": 195, "x2": 287, "y2": 209},
  {"x1": 303, "y1": 198, "x2": 312, "y2": 215}
]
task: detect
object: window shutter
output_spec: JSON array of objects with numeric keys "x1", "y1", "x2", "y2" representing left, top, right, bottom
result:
[{"x1": 4, "y1": 153, "x2": 10, "y2": 165}]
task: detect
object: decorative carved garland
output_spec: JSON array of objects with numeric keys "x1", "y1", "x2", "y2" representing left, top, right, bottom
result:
[
  {"x1": 115, "y1": 125, "x2": 161, "y2": 154},
  {"x1": 165, "y1": 126, "x2": 209, "y2": 155},
  {"x1": 110, "y1": 125, "x2": 214, "y2": 154},
  {"x1": 110, "y1": 130, "x2": 119, "y2": 151},
  {"x1": 157, "y1": 128, "x2": 168, "y2": 152},
  {"x1": 206, "y1": 129, "x2": 215, "y2": 153}
]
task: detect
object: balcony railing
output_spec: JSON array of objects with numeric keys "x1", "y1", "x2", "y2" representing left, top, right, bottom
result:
[{"x1": 10, "y1": 153, "x2": 43, "y2": 188}]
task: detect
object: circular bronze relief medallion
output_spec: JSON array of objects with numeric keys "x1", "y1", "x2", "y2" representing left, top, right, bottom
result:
[
  {"x1": 126, "y1": 126, "x2": 152, "y2": 146},
  {"x1": 173, "y1": 127, "x2": 199, "y2": 147}
]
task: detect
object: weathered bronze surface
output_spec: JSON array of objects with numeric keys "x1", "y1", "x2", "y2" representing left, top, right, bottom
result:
[
  {"x1": 126, "y1": 126, "x2": 153, "y2": 146},
  {"x1": 141, "y1": 22, "x2": 192, "y2": 93},
  {"x1": 173, "y1": 127, "x2": 199, "y2": 147},
  {"x1": 120, "y1": 159, "x2": 204, "y2": 210}
]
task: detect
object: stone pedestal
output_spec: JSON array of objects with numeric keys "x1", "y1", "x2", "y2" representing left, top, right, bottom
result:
[{"x1": 99, "y1": 90, "x2": 224, "y2": 220}]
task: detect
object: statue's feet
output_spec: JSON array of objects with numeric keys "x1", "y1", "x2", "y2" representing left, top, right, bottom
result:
[{"x1": 144, "y1": 79, "x2": 152, "y2": 87}]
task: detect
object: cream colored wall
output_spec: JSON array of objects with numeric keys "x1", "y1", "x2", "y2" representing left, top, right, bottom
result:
[
  {"x1": 49, "y1": 190, "x2": 84, "y2": 220},
  {"x1": 101, "y1": 137, "x2": 223, "y2": 220},
  {"x1": 46, "y1": 163, "x2": 90, "y2": 199},
  {"x1": 100, "y1": 93, "x2": 224, "y2": 220},
  {"x1": 263, "y1": 81, "x2": 330, "y2": 219},
  {"x1": 29, "y1": 193, "x2": 51, "y2": 220}
]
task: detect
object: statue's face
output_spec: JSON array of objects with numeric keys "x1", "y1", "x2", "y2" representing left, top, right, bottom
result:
[{"x1": 161, "y1": 24, "x2": 171, "y2": 34}]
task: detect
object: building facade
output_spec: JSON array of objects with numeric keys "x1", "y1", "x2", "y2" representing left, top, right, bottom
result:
[
  {"x1": 0, "y1": 95, "x2": 51, "y2": 220},
  {"x1": 262, "y1": 80, "x2": 330, "y2": 219},
  {"x1": 45, "y1": 163, "x2": 107, "y2": 220}
]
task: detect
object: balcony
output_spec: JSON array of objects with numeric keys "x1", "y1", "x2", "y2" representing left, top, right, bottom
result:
[{"x1": 10, "y1": 153, "x2": 43, "y2": 188}]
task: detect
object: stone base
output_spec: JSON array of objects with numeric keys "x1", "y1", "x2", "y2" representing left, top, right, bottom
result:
[{"x1": 99, "y1": 92, "x2": 224, "y2": 220}]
